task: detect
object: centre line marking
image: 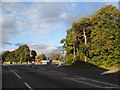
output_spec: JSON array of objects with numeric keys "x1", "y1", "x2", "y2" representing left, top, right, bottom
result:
[
  {"x1": 13, "y1": 72, "x2": 21, "y2": 79},
  {"x1": 24, "y1": 82, "x2": 33, "y2": 90}
]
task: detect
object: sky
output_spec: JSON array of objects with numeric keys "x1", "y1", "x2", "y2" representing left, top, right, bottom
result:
[{"x1": 0, "y1": 0, "x2": 119, "y2": 56}]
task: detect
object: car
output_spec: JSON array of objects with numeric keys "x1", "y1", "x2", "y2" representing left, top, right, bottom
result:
[{"x1": 40, "y1": 60, "x2": 50, "y2": 65}]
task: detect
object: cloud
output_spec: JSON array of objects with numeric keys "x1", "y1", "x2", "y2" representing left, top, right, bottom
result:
[
  {"x1": 1, "y1": 2, "x2": 118, "y2": 56},
  {"x1": 15, "y1": 43, "x2": 24, "y2": 46},
  {"x1": 27, "y1": 42, "x2": 63, "y2": 56},
  {"x1": 1, "y1": 2, "x2": 118, "y2": 49},
  {"x1": 4, "y1": 42, "x2": 13, "y2": 45},
  {"x1": 1, "y1": 42, "x2": 64, "y2": 56},
  {"x1": 2, "y1": 42, "x2": 24, "y2": 47},
  {"x1": 2, "y1": 14, "x2": 18, "y2": 44}
]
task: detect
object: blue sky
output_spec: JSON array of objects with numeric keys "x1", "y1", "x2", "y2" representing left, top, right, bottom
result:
[{"x1": 1, "y1": 1, "x2": 119, "y2": 56}]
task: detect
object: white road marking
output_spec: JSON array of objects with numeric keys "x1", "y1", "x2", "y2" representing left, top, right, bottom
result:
[
  {"x1": 13, "y1": 72, "x2": 21, "y2": 79},
  {"x1": 64, "y1": 77, "x2": 104, "y2": 88},
  {"x1": 24, "y1": 82, "x2": 33, "y2": 90},
  {"x1": 105, "y1": 86, "x2": 120, "y2": 88},
  {"x1": 73, "y1": 76, "x2": 119, "y2": 87}
]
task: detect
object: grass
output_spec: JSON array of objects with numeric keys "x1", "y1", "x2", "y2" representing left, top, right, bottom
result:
[{"x1": 99, "y1": 65, "x2": 120, "y2": 71}]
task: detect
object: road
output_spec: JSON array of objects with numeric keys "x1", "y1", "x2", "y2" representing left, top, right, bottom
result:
[{"x1": 2, "y1": 64, "x2": 120, "y2": 89}]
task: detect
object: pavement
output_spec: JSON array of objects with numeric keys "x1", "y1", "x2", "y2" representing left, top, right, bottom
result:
[{"x1": 2, "y1": 64, "x2": 120, "y2": 89}]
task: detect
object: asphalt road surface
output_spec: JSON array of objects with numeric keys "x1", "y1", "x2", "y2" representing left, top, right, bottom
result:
[{"x1": 2, "y1": 64, "x2": 120, "y2": 89}]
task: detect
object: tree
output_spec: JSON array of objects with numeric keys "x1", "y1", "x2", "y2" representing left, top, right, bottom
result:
[
  {"x1": 2, "y1": 44, "x2": 31, "y2": 62},
  {"x1": 89, "y1": 5, "x2": 120, "y2": 67},
  {"x1": 30, "y1": 50, "x2": 37, "y2": 62},
  {"x1": 51, "y1": 53, "x2": 62, "y2": 60},
  {"x1": 2, "y1": 51, "x2": 10, "y2": 62},
  {"x1": 38, "y1": 53, "x2": 47, "y2": 60},
  {"x1": 61, "y1": 5, "x2": 120, "y2": 68},
  {"x1": 61, "y1": 17, "x2": 92, "y2": 64},
  {"x1": 72, "y1": 17, "x2": 92, "y2": 62}
]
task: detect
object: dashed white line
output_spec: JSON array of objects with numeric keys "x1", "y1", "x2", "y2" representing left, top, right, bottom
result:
[
  {"x1": 13, "y1": 71, "x2": 33, "y2": 90},
  {"x1": 13, "y1": 72, "x2": 21, "y2": 79},
  {"x1": 24, "y1": 82, "x2": 33, "y2": 90}
]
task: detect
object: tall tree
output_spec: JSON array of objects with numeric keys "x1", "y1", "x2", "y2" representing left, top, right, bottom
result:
[
  {"x1": 89, "y1": 5, "x2": 120, "y2": 67},
  {"x1": 61, "y1": 17, "x2": 92, "y2": 64},
  {"x1": 72, "y1": 17, "x2": 92, "y2": 62}
]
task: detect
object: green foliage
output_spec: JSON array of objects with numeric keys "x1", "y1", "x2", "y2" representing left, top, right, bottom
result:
[
  {"x1": 61, "y1": 17, "x2": 92, "y2": 64},
  {"x1": 61, "y1": 5, "x2": 120, "y2": 67},
  {"x1": 2, "y1": 51, "x2": 10, "y2": 62},
  {"x1": 89, "y1": 5, "x2": 120, "y2": 67},
  {"x1": 2, "y1": 44, "x2": 32, "y2": 62},
  {"x1": 30, "y1": 50, "x2": 37, "y2": 57},
  {"x1": 65, "y1": 54, "x2": 74, "y2": 65},
  {"x1": 38, "y1": 53, "x2": 47, "y2": 60},
  {"x1": 50, "y1": 53, "x2": 62, "y2": 60}
]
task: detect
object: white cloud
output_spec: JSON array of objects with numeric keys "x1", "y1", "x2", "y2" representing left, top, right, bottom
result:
[
  {"x1": 1, "y1": 2, "x2": 118, "y2": 52},
  {"x1": 1, "y1": 42, "x2": 62, "y2": 56},
  {"x1": 1, "y1": 2, "x2": 73, "y2": 45},
  {"x1": 2, "y1": 14, "x2": 17, "y2": 43},
  {"x1": 1, "y1": 2, "x2": 118, "y2": 55},
  {"x1": 27, "y1": 42, "x2": 61, "y2": 56}
]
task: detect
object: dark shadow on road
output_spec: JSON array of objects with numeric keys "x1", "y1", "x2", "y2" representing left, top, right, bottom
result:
[
  {"x1": 59, "y1": 61, "x2": 120, "y2": 86},
  {"x1": 71, "y1": 60, "x2": 119, "y2": 74}
]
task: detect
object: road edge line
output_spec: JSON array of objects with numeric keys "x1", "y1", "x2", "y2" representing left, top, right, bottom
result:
[
  {"x1": 13, "y1": 72, "x2": 21, "y2": 79},
  {"x1": 24, "y1": 82, "x2": 33, "y2": 90}
]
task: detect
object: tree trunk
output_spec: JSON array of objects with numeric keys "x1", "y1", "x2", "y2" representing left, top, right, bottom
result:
[
  {"x1": 83, "y1": 30, "x2": 87, "y2": 45},
  {"x1": 83, "y1": 29, "x2": 87, "y2": 62}
]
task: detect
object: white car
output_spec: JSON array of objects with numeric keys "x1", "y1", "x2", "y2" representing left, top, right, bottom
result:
[{"x1": 41, "y1": 60, "x2": 50, "y2": 65}]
